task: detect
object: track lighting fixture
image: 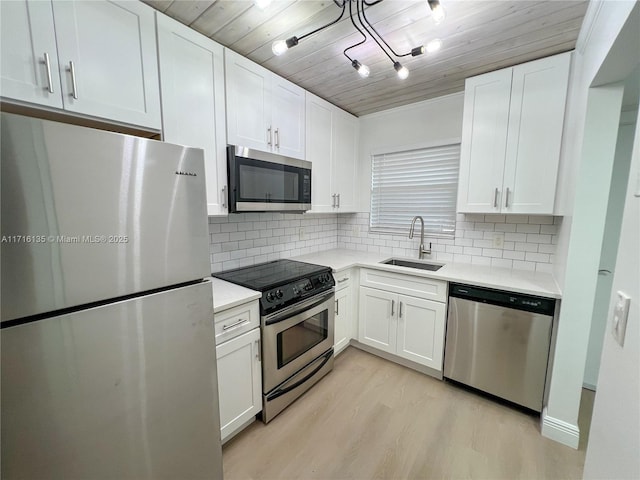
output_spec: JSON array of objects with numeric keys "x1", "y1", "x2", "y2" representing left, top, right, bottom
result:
[
  {"x1": 271, "y1": 0, "x2": 446, "y2": 79},
  {"x1": 427, "y1": 0, "x2": 446, "y2": 24}
]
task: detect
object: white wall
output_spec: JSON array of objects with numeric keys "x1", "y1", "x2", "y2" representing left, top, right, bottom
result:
[
  {"x1": 541, "y1": 0, "x2": 639, "y2": 449},
  {"x1": 583, "y1": 105, "x2": 640, "y2": 480},
  {"x1": 356, "y1": 93, "x2": 464, "y2": 211}
]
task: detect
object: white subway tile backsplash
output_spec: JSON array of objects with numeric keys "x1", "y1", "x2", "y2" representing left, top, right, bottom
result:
[
  {"x1": 516, "y1": 223, "x2": 541, "y2": 234},
  {"x1": 209, "y1": 212, "x2": 559, "y2": 274}
]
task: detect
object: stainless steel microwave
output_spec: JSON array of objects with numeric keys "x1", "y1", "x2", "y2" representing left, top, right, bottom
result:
[{"x1": 227, "y1": 145, "x2": 312, "y2": 213}]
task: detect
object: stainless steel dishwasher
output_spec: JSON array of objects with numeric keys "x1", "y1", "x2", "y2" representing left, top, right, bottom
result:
[{"x1": 443, "y1": 283, "x2": 555, "y2": 411}]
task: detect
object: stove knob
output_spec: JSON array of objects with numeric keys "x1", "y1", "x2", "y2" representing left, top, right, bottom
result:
[
  {"x1": 305, "y1": 283, "x2": 313, "y2": 291},
  {"x1": 319, "y1": 275, "x2": 326, "y2": 284},
  {"x1": 275, "y1": 289, "x2": 283, "y2": 299},
  {"x1": 266, "y1": 292, "x2": 276, "y2": 302}
]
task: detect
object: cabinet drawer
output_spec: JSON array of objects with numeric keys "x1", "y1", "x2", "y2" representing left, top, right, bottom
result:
[
  {"x1": 360, "y1": 268, "x2": 447, "y2": 303},
  {"x1": 334, "y1": 269, "x2": 352, "y2": 290},
  {"x1": 214, "y1": 301, "x2": 259, "y2": 345}
]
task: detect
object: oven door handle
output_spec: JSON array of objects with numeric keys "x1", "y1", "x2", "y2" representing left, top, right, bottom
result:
[
  {"x1": 266, "y1": 349, "x2": 333, "y2": 401},
  {"x1": 264, "y1": 291, "x2": 334, "y2": 326}
]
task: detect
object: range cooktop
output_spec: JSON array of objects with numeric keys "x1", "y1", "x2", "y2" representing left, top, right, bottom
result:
[{"x1": 213, "y1": 259, "x2": 335, "y2": 315}]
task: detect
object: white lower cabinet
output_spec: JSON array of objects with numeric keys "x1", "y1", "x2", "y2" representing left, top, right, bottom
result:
[
  {"x1": 358, "y1": 272, "x2": 448, "y2": 372},
  {"x1": 214, "y1": 299, "x2": 261, "y2": 443},
  {"x1": 333, "y1": 268, "x2": 355, "y2": 355},
  {"x1": 216, "y1": 328, "x2": 261, "y2": 443}
]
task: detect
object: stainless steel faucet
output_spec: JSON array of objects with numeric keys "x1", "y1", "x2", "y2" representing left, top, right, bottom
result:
[{"x1": 409, "y1": 216, "x2": 432, "y2": 259}]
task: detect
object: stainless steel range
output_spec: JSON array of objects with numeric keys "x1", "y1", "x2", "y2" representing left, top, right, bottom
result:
[{"x1": 213, "y1": 259, "x2": 335, "y2": 422}]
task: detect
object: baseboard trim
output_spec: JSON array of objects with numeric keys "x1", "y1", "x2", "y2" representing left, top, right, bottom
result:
[
  {"x1": 350, "y1": 340, "x2": 443, "y2": 380},
  {"x1": 541, "y1": 407, "x2": 580, "y2": 449}
]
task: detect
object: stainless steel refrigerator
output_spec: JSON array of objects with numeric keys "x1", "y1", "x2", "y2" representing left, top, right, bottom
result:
[{"x1": 1, "y1": 113, "x2": 223, "y2": 479}]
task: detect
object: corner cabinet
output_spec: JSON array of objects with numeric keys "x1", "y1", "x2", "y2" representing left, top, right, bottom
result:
[
  {"x1": 1, "y1": 0, "x2": 161, "y2": 130},
  {"x1": 358, "y1": 269, "x2": 447, "y2": 372},
  {"x1": 156, "y1": 13, "x2": 228, "y2": 216},
  {"x1": 306, "y1": 93, "x2": 360, "y2": 212},
  {"x1": 457, "y1": 51, "x2": 571, "y2": 214},
  {"x1": 225, "y1": 49, "x2": 305, "y2": 160}
]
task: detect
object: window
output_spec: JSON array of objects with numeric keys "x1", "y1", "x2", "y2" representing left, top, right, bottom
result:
[{"x1": 370, "y1": 143, "x2": 460, "y2": 238}]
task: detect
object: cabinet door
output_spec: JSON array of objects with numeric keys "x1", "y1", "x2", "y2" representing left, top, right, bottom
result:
[
  {"x1": 332, "y1": 109, "x2": 360, "y2": 212},
  {"x1": 272, "y1": 76, "x2": 305, "y2": 160},
  {"x1": 216, "y1": 328, "x2": 261, "y2": 443},
  {"x1": 396, "y1": 295, "x2": 446, "y2": 370},
  {"x1": 334, "y1": 286, "x2": 352, "y2": 355},
  {"x1": 0, "y1": 0, "x2": 62, "y2": 108},
  {"x1": 502, "y1": 52, "x2": 571, "y2": 214},
  {"x1": 157, "y1": 14, "x2": 227, "y2": 216},
  {"x1": 457, "y1": 68, "x2": 512, "y2": 213},
  {"x1": 358, "y1": 287, "x2": 396, "y2": 354},
  {"x1": 225, "y1": 49, "x2": 271, "y2": 152},
  {"x1": 306, "y1": 93, "x2": 334, "y2": 212},
  {"x1": 52, "y1": 0, "x2": 161, "y2": 129}
]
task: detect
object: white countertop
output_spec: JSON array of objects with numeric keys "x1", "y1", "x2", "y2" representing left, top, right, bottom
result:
[
  {"x1": 211, "y1": 278, "x2": 261, "y2": 313},
  {"x1": 293, "y1": 249, "x2": 562, "y2": 299}
]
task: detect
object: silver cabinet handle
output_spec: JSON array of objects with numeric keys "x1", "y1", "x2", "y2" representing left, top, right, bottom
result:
[
  {"x1": 337, "y1": 193, "x2": 340, "y2": 208},
  {"x1": 221, "y1": 185, "x2": 227, "y2": 208},
  {"x1": 335, "y1": 299, "x2": 339, "y2": 315},
  {"x1": 399, "y1": 301, "x2": 403, "y2": 319},
  {"x1": 598, "y1": 269, "x2": 612, "y2": 276},
  {"x1": 332, "y1": 193, "x2": 336, "y2": 208},
  {"x1": 274, "y1": 128, "x2": 280, "y2": 148},
  {"x1": 41, "y1": 53, "x2": 54, "y2": 93},
  {"x1": 222, "y1": 318, "x2": 248, "y2": 330},
  {"x1": 505, "y1": 187, "x2": 511, "y2": 208},
  {"x1": 493, "y1": 187, "x2": 499, "y2": 208},
  {"x1": 391, "y1": 300, "x2": 395, "y2": 317},
  {"x1": 255, "y1": 339, "x2": 261, "y2": 360},
  {"x1": 267, "y1": 126, "x2": 272, "y2": 146},
  {"x1": 337, "y1": 278, "x2": 348, "y2": 283},
  {"x1": 67, "y1": 61, "x2": 78, "y2": 99}
]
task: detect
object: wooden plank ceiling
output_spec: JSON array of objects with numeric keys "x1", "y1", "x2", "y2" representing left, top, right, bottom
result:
[{"x1": 143, "y1": 0, "x2": 589, "y2": 117}]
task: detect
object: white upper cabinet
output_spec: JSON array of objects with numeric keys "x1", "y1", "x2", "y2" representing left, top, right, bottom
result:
[
  {"x1": 156, "y1": 13, "x2": 227, "y2": 216},
  {"x1": 0, "y1": 0, "x2": 161, "y2": 130},
  {"x1": 271, "y1": 76, "x2": 306, "y2": 159},
  {"x1": 332, "y1": 108, "x2": 359, "y2": 211},
  {"x1": 225, "y1": 49, "x2": 306, "y2": 160},
  {"x1": 306, "y1": 92, "x2": 360, "y2": 213},
  {"x1": 52, "y1": 0, "x2": 161, "y2": 129},
  {"x1": 457, "y1": 52, "x2": 571, "y2": 214},
  {"x1": 0, "y1": 0, "x2": 63, "y2": 108}
]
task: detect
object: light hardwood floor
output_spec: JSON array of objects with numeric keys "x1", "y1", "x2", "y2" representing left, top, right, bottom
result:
[{"x1": 223, "y1": 347, "x2": 594, "y2": 480}]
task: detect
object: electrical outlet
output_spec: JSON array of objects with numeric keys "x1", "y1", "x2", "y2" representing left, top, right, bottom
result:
[
  {"x1": 492, "y1": 233, "x2": 505, "y2": 248},
  {"x1": 612, "y1": 290, "x2": 630, "y2": 346},
  {"x1": 298, "y1": 227, "x2": 305, "y2": 240}
]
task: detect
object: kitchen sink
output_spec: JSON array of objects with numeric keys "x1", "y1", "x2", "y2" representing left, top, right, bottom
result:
[{"x1": 381, "y1": 258, "x2": 444, "y2": 271}]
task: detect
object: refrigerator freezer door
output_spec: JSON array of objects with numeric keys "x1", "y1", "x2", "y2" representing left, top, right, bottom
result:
[
  {"x1": 1, "y1": 113, "x2": 210, "y2": 322},
  {"x1": 1, "y1": 281, "x2": 222, "y2": 479}
]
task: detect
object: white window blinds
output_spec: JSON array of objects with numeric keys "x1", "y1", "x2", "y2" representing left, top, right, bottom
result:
[{"x1": 370, "y1": 143, "x2": 460, "y2": 238}]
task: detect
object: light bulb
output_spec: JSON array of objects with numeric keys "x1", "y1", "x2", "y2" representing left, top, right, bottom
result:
[
  {"x1": 351, "y1": 60, "x2": 370, "y2": 78},
  {"x1": 255, "y1": 0, "x2": 272, "y2": 9},
  {"x1": 426, "y1": 38, "x2": 442, "y2": 53},
  {"x1": 427, "y1": 0, "x2": 445, "y2": 24},
  {"x1": 394, "y1": 62, "x2": 409, "y2": 80},
  {"x1": 272, "y1": 40, "x2": 288, "y2": 56}
]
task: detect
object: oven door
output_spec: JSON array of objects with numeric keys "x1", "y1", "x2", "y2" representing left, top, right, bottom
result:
[
  {"x1": 227, "y1": 145, "x2": 311, "y2": 212},
  {"x1": 262, "y1": 291, "x2": 334, "y2": 393}
]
